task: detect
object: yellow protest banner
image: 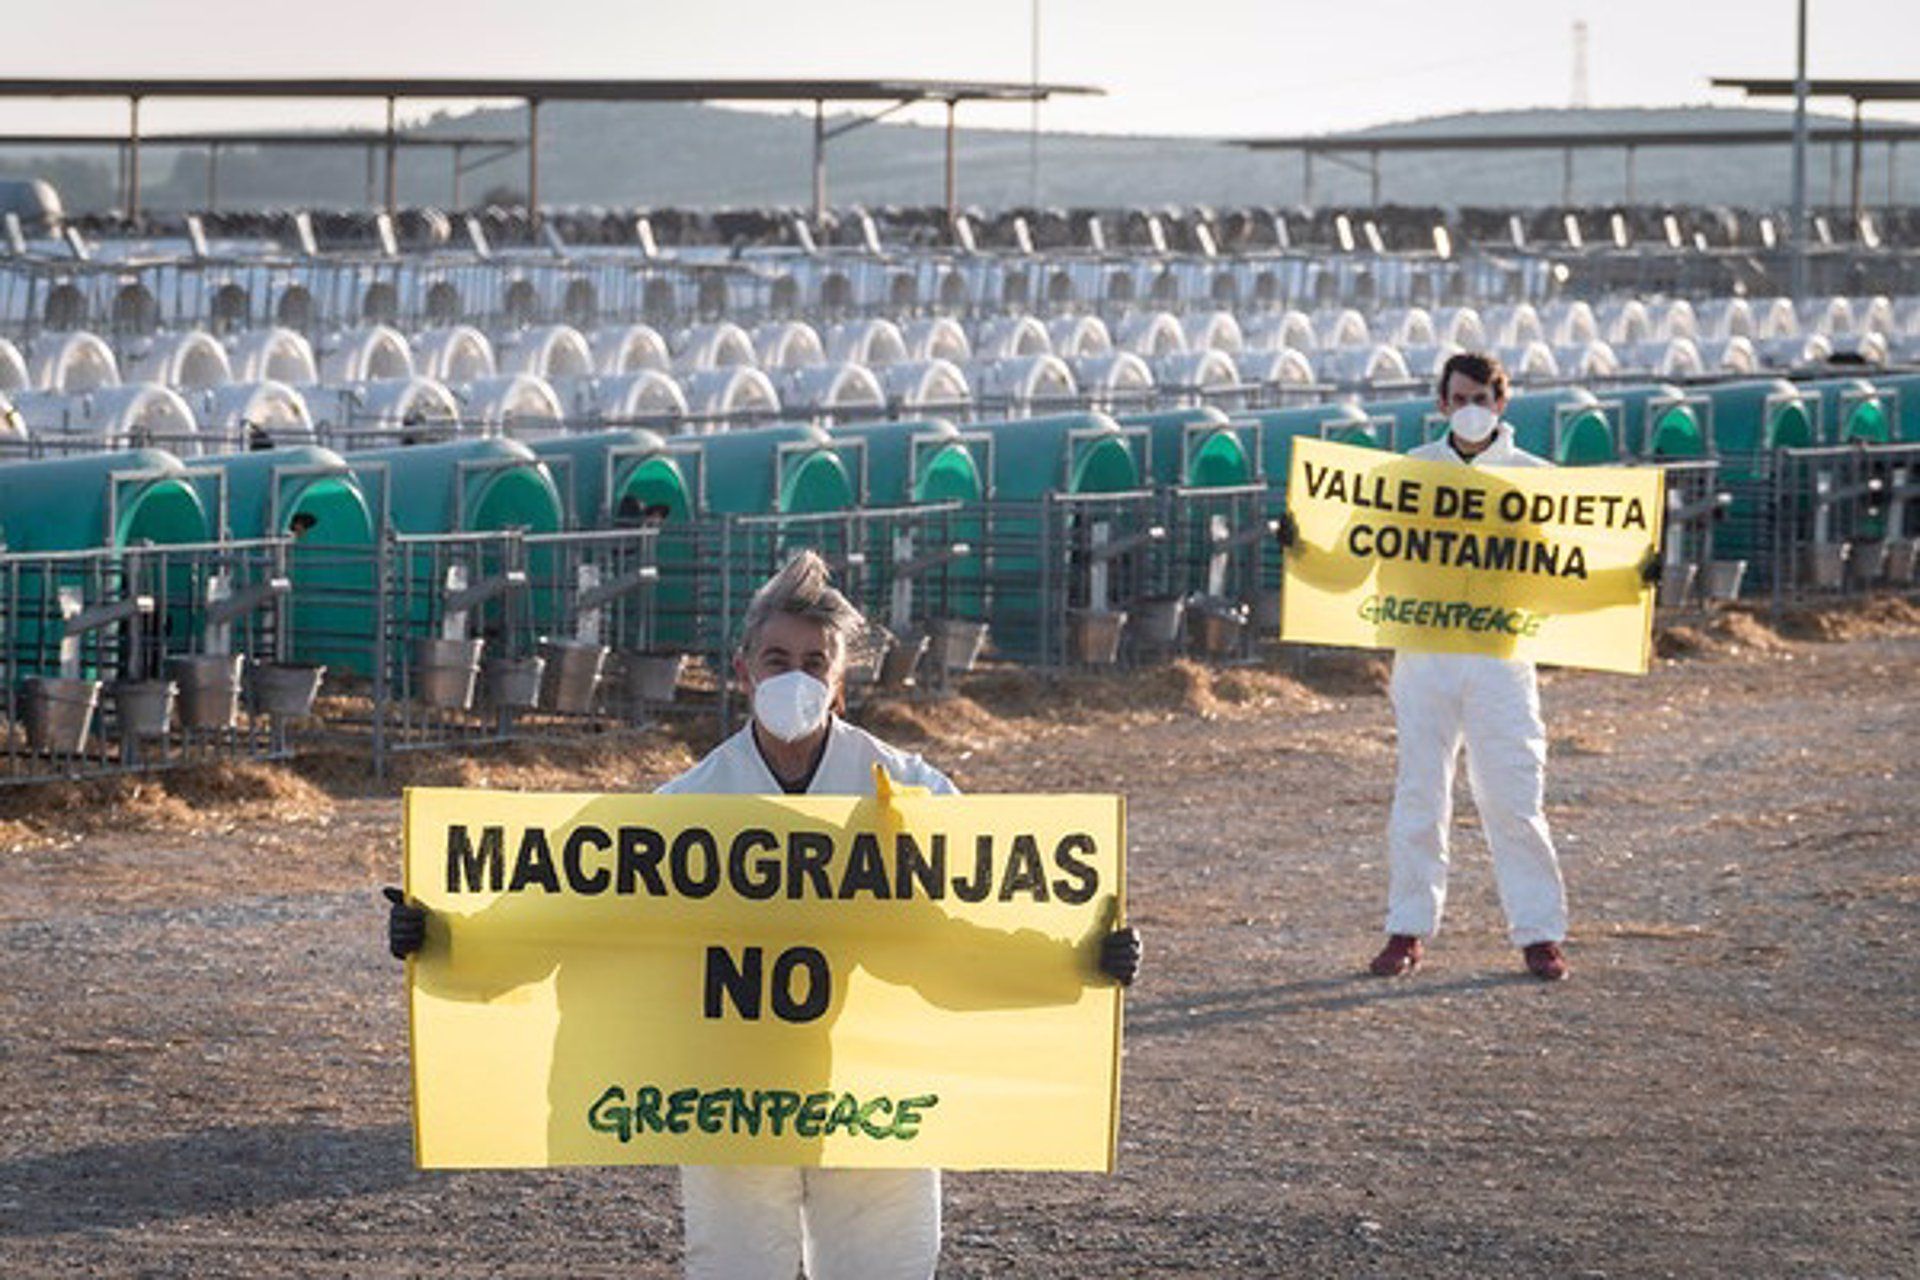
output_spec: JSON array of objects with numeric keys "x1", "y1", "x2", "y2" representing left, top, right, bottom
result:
[
  {"x1": 401, "y1": 786, "x2": 1125, "y2": 1173},
  {"x1": 1280, "y1": 437, "x2": 1664, "y2": 674}
]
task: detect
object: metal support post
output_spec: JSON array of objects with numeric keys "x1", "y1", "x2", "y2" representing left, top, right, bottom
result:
[
  {"x1": 944, "y1": 99, "x2": 958, "y2": 240},
  {"x1": 1850, "y1": 98, "x2": 1864, "y2": 233},
  {"x1": 528, "y1": 97, "x2": 542, "y2": 230},
  {"x1": 126, "y1": 95, "x2": 143, "y2": 225},
  {"x1": 385, "y1": 94, "x2": 399, "y2": 217},
  {"x1": 1789, "y1": 0, "x2": 1808, "y2": 302},
  {"x1": 812, "y1": 100, "x2": 827, "y2": 229}
]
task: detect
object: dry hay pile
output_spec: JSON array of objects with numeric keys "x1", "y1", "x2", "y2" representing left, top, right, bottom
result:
[
  {"x1": 0, "y1": 731, "x2": 703, "y2": 853},
  {"x1": 862, "y1": 659, "x2": 1326, "y2": 753},
  {"x1": 305, "y1": 725, "x2": 706, "y2": 794},
  {"x1": 1657, "y1": 596, "x2": 1920, "y2": 659},
  {"x1": 1779, "y1": 595, "x2": 1920, "y2": 642},
  {"x1": 0, "y1": 761, "x2": 333, "y2": 853},
  {"x1": 1656, "y1": 609, "x2": 1792, "y2": 659}
]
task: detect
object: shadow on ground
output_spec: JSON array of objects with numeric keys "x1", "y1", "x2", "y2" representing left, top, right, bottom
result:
[{"x1": 0, "y1": 1121, "x2": 415, "y2": 1235}]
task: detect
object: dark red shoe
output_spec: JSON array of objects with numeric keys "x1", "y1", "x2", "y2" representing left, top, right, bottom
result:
[
  {"x1": 1523, "y1": 941, "x2": 1570, "y2": 981},
  {"x1": 1369, "y1": 934, "x2": 1423, "y2": 977}
]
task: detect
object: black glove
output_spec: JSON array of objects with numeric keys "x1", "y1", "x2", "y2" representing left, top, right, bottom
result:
[
  {"x1": 1275, "y1": 512, "x2": 1299, "y2": 550},
  {"x1": 385, "y1": 886, "x2": 428, "y2": 959},
  {"x1": 1099, "y1": 926, "x2": 1143, "y2": 987},
  {"x1": 1640, "y1": 551, "x2": 1664, "y2": 587}
]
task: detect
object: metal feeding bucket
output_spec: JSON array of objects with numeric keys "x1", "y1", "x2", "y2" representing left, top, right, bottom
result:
[
  {"x1": 483, "y1": 654, "x2": 547, "y2": 710},
  {"x1": 248, "y1": 663, "x2": 326, "y2": 718},
  {"x1": 1066, "y1": 608, "x2": 1127, "y2": 666},
  {"x1": 1885, "y1": 538, "x2": 1919, "y2": 585},
  {"x1": 23, "y1": 677, "x2": 100, "y2": 753},
  {"x1": 112, "y1": 679, "x2": 176, "y2": 739},
  {"x1": 537, "y1": 640, "x2": 608, "y2": 714},
  {"x1": 618, "y1": 652, "x2": 685, "y2": 710},
  {"x1": 1846, "y1": 540, "x2": 1888, "y2": 588},
  {"x1": 1656, "y1": 562, "x2": 1699, "y2": 609},
  {"x1": 878, "y1": 631, "x2": 931, "y2": 688},
  {"x1": 166, "y1": 654, "x2": 246, "y2": 730},
  {"x1": 410, "y1": 637, "x2": 485, "y2": 710},
  {"x1": 843, "y1": 632, "x2": 892, "y2": 689},
  {"x1": 1802, "y1": 543, "x2": 1849, "y2": 590},
  {"x1": 926, "y1": 618, "x2": 991, "y2": 675},
  {"x1": 1126, "y1": 598, "x2": 1185, "y2": 654},
  {"x1": 1188, "y1": 597, "x2": 1249, "y2": 658},
  {"x1": 1703, "y1": 559, "x2": 1748, "y2": 602},
  {"x1": 1249, "y1": 584, "x2": 1282, "y2": 637}
]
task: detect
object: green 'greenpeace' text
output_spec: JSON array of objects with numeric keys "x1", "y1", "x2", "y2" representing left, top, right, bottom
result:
[
  {"x1": 588, "y1": 1084, "x2": 939, "y2": 1143},
  {"x1": 1359, "y1": 595, "x2": 1546, "y2": 636}
]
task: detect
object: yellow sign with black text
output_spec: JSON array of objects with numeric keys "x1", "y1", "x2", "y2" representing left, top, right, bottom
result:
[
  {"x1": 1280, "y1": 437, "x2": 1664, "y2": 674},
  {"x1": 401, "y1": 786, "x2": 1126, "y2": 1172}
]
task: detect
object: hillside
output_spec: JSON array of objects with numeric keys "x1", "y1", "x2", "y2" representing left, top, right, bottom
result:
[{"x1": 1, "y1": 103, "x2": 1908, "y2": 214}]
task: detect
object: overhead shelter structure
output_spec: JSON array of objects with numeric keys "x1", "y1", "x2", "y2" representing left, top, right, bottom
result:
[
  {"x1": 1711, "y1": 77, "x2": 1920, "y2": 229},
  {"x1": 1229, "y1": 120, "x2": 1920, "y2": 208},
  {"x1": 0, "y1": 77, "x2": 1102, "y2": 231},
  {"x1": 0, "y1": 131, "x2": 520, "y2": 215}
]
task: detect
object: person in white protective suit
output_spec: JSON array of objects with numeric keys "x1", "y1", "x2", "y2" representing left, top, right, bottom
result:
[
  {"x1": 664, "y1": 550, "x2": 1142, "y2": 1278},
  {"x1": 1357, "y1": 352, "x2": 1586, "y2": 981},
  {"x1": 387, "y1": 550, "x2": 1142, "y2": 1277}
]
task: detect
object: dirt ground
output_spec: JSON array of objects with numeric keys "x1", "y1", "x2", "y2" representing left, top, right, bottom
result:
[{"x1": 1, "y1": 600, "x2": 1916, "y2": 1278}]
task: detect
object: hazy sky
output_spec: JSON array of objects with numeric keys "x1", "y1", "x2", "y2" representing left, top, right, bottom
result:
[{"x1": 4, "y1": 0, "x2": 1916, "y2": 137}]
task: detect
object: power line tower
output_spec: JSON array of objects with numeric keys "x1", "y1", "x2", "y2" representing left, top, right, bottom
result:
[{"x1": 1571, "y1": 19, "x2": 1591, "y2": 108}]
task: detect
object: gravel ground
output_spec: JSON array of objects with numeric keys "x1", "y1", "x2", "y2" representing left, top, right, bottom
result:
[{"x1": 1, "y1": 603, "x2": 1916, "y2": 1278}]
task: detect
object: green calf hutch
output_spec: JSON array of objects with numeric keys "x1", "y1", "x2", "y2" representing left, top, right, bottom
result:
[
  {"x1": 0, "y1": 449, "x2": 215, "y2": 737},
  {"x1": 1701, "y1": 380, "x2": 1818, "y2": 456},
  {"x1": 1613, "y1": 384, "x2": 1720, "y2": 459},
  {"x1": 347, "y1": 438, "x2": 567, "y2": 696},
  {"x1": 206, "y1": 446, "x2": 377, "y2": 678},
  {"x1": 830, "y1": 418, "x2": 994, "y2": 669},
  {"x1": 969, "y1": 412, "x2": 1152, "y2": 663},
  {"x1": 0, "y1": 448, "x2": 210, "y2": 553},
  {"x1": 1116, "y1": 407, "x2": 1258, "y2": 489},
  {"x1": 529, "y1": 428, "x2": 694, "y2": 527},
  {"x1": 1343, "y1": 394, "x2": 1441, "y2": 452},
  {"x1": 1793, "y1": 377, "x2": 1904, "y2": 551},
  {"x1": 348, "y1": 437, "x2": 565, "y2": 537},
  {"x1": 687, "y1": 424, "x2": 866, "y2": 652},
  {"x1": 1500, "y1": 388, "x2": 1621, "y2": 464},
  {"x1": 1698, "y1": 380, "x2": 1822, "y2": 576},
  {"x1": 1232, "y1": 402, "x2": 1383, "y2": 641},
  {"x1": 1800, "y1": 377, "x2": 1897, "y2": 444},
  {"x1": 1118, "y1": 407, "x2": 1266, "y2": 643},
  {"x1": 1865, "y1": 372, "x2": 1920, "y2": 444},
  {"x1": 1239, "y1": 402, "x2": 1382, "y2": 487},
  {"x1": 695, "y1": 424, "x2": 863, "y2": 518},
  {"x1": 829, "y1": 418, "x2": 986, "y2": 507},
  {"x1": 530, "y1": 428, "x2": 702, "y2": 657}
]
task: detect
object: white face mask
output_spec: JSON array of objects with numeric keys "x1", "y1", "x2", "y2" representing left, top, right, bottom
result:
[
  {"x1": 1449, "y1": 403, "x2": 1499, "y2": 445},
  {"x1": 752, "y1": 669, "x2": 832, "y2": 743}
]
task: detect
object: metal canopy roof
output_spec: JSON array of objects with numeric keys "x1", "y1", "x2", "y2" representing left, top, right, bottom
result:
[
  {"x1": 1230, "y1": 123, "x2": 1920, "y2": 151},
  {"x1": 0, "y1": 77, "x2": 1101, "y2": 103},
  {"x1": 1230, "y1": 118, "x2": 1920, "y2": 208},
  {"x1": 0, "y1": 76, "x2": 1102, "y2": 228},
  {"x1": 1711, "y1": 77, "x2": 1920, "y2": 102},
  {"x1": 0, "y1": 131, "x2": 515, "y2": 148}
]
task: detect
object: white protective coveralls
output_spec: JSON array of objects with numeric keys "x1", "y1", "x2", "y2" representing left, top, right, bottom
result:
[
  {"x1": 1386, "y1": 423, "x2": 1568, "y2": 947},
  {"x1": 658, "y1": 715, "x2": 956, "y2": 1280}
]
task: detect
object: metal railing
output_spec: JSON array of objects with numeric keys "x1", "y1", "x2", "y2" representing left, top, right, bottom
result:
[{"x1": 1, "y1": 535, "x2": 297, "y2": 785}]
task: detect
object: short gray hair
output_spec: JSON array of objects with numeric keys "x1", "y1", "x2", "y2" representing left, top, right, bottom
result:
[{"x1": 738, "y1": 550, "x2": 867, "y2": 659}]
